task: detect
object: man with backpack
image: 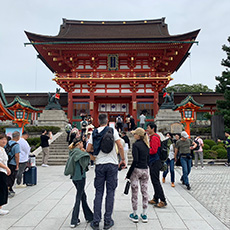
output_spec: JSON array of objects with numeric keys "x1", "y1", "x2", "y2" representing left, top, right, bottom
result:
[
  {"x1": 146, "y1": 123, "x2": 167, "y2": 208},
  {"x1": 116, "y1": 115, "x2": 123, "y2": 133},
  {"x1": 86, "y1": 114, "x2": 126, "y2": 230},
  {"x1": 194, "y1": 136, "x2": 204, "y2": 169},
  {"x1": 5, "y1": 131, "x2": 20, "y2": 197}
]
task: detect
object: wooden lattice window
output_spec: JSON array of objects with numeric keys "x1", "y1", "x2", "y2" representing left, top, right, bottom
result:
[{"x1": 108, "y1": 54, "x2": 119, "y2": 71}]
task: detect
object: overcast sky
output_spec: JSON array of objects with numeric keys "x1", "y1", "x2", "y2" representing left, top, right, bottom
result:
[{"x1": 0, "y1": 0, "x2": 229, "y2": 93}]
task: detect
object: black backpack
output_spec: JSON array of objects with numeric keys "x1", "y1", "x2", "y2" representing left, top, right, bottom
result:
[
  {"x1": 100, "y1": 127, "x2": 114, "y2": 153},
  {"x1": 5, "y1": 142, "x2": 18, "y2": 164},
  {"x1": 153, "y1": 135, "x2": 171, "y2": 162},
  {"x1": 159, "y1": 139, "x2": 169, "y2": 161},
  {"x1": 117, "y1": 117, "x2": 122, "y2": 124},
  {"x1": 193, "y1": 139, "x2": 200, "y2": 151}
]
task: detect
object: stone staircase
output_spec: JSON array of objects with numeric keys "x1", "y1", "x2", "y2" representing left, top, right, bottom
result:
[{"x1": 36, "y1": 132, "x2": 69, "y2": 165}]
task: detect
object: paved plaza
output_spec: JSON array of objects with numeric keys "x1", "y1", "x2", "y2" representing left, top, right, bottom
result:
[{"x1": 0, "y1": 165, "x2": 229, "y2": 230}]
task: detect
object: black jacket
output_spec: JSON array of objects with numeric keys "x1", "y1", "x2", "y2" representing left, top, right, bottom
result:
[{"x1": 126, "y1": 139, "x2": 149, "y2": 179}]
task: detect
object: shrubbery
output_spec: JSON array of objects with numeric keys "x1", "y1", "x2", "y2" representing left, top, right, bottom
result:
[
  {"x1": 203, "y1": 144, "x2": 210, "y2": 150},
  {"x1": 27, "y1": 137, "x2": 41, "y2": 152},
  {"x1": 203, "y1": 150, "x2": 218, "y2": 159},
  {"x1": 203, "y1": 139, "x2": 216, "y2": 148},
  {"x1": 211, "y1": 145, "x2": 225, "y2": 151},
  {"x1": 25, "y1": 126, "x2": 60, "y2": 134},
  {"x1": 190, "y1": 127, "x2": 211, "y2": 135},
  {"x1": 216, "y1": 148, "x2": 227, "y2": 159},
  {"x1": 203, "y1": 140, "x2": 227, "y2": 159}
]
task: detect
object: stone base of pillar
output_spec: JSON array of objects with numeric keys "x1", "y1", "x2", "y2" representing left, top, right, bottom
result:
[
  {"x1": 154, "y1": 109, "x2": 182, "y2": 134},
  {"x1": 37, "y1": 110, "x2": 69, "y2": 131}
]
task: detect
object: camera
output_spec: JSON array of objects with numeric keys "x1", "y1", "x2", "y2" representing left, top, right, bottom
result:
[{"x1": 118, "y1": 163, "x2": 125, "y2": 171}]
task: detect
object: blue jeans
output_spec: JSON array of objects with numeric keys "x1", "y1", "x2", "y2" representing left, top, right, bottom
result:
[
  {"x1": 71, "y1": 178, "x2": 93, "y2": 225},
  {"x1": 180, "y1": 157, "x2": 192, "y2": 186},
  {"x1": 163, "y1": 158, "x2": 175, "y2": 182},
  {"x1": 93, "y1": 163, "x2": 118, "y2": 223}
]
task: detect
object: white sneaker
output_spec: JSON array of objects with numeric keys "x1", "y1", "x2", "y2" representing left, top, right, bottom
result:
[
  {"x1": 201, "y1": 167, "x2": 205, "y2": 170},
  {"x1": 42, "y1": 164, "x2": 49, "y2": 167},
  {"x1": 194, "y1": 167, "x2": 198, "y2": 169},
  {"x1": 15, "y1": 184, "x2": 27, "y2": 188},
  {"x1": 0, "y1": 209, "x2": 9, "y2": 215}
]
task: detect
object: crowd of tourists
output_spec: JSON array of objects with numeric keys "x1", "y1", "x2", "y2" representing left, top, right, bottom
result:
[
  {"x1": 1, "y1": 112, "x2": 230, "y2": 230},
  {"x1": 0, "y1": 131, "x2": 31, "y2": 215},
  {"x1": 62, "y1": 113, "x2": 214, "y2": 229}
]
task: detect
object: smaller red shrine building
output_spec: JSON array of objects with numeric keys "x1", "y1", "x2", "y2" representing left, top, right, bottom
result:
[{"x1": 25, "y1": 18, "x2": 200, "y2": 126}]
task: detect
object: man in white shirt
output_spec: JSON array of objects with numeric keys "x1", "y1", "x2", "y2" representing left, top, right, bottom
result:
[
  {"x1": 139, "y1": 113, "x2": 146, "y2": 129},
  {"x1": 87, "y1": 114, "x2": 126, "y2": 230},
  {"x1": 16, "y1": 131, "x2": 31, "y2": 188}
]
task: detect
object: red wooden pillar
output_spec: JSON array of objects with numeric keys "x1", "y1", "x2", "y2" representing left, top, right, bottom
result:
[
  {"x1": 153, "y1": 91, "x2": 159, "y2": 119},
  {"x1": 68, "y1": 92, "x2": 73, "y2": 123},
  {"x1": 132, "y1": 91, "x2": 137, "y2": 123},
  {"x1": 89, "y1": 92, "x2": 95, "y2": 122}
]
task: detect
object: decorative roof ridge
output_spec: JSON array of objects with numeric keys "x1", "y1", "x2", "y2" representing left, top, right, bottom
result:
[
  {"x1": 173, "y1": 95, "x2": 204, "y2": 110},
  {"x1": 5, "y1": 95, "x2": 39, "y2": 111},
  {"x1": 62, "y1": 18, "x2": 166, "y2": 25},
  {"x1": 0, "y1": 83, "x2": 14, "y2": 116}
]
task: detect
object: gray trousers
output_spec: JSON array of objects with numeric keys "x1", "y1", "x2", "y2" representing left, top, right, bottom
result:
[
  {"x1": 194, "y1": 151, "x2": 204, "y2": 167},
  {"x1": 42, "y1": 147, "x2": 49, "y2": 165},
  {"x1": 16, "y1": 162, "x2": 27, "y2": 185}
]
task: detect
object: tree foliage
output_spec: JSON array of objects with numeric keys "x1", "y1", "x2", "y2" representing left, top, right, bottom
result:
[
  {"x1": 215, "y1": 36, "x2": 230, "y2": 132},
  {"x1": 166, "y1": 83, "x2": 213, "y2": 93}
]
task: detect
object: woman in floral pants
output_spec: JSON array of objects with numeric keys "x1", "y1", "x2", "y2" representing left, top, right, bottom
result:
[{"x1": 126, "y1": 128, "x2": 150, "y2": 223}]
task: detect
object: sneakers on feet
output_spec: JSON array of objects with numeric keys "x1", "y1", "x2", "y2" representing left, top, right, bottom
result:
[
  {"x1": 90, "y1": 221, "x2": 99, "y2": 230},
  {"x1": 201, "y1": 166, "x2": 205, "y2": 170},
  {"x1": 148, "y1": 198, "x2": 158, "y2": 205},
  {"x1": 70, "y1": 219, "x2": 80, "y2": 228},
  {"x1": 140, "y1": 214, "x2": 148, "y2": 223},
  {"x1": 180, "y1": 177, "x2": 185, "y2": 185},
  {"x1": 129, "y1": 213, "x2": 138, "y2": 223},
  {"x1": 15, "y1": 184, "x2": 27, "y2": 188},
  {"x1": 8, "y1": 191, "x2": 15, "y2": 198},
  {"x1": 225, "y1": 162, "x2": 230, "y2": 167},
  {"x1": 186, "y1": 184, "x2": 191, "y2": 190},
  {"x1": 162, "y1": 177, "x2": 165, "y2": 183},
  {"x1": 42, "y1": 164, "x2": 49, "y2": 167},
  {"x1": 171, "y1": 182, "x2": 175, "y2": 187},
  {"x1": 0, "y1": 209, "x2": 9, "y2": 215},
  {"x1": 103, "y1": 219, "x2": 114, "y2": 229},
  {"x1": 154, "y1": 201, "x2": 167, "y2": 208},
  {"x1": 194, "y1": 167, "x2": 198, "y2": 169}
]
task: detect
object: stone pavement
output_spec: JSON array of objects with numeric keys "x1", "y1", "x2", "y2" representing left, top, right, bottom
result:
[
  {"x1": 0, "y1": 165, "x2": 229, "y2": 230},
  {"x1": 177, "y1": 166, "x2": 230, "y2": 229}
]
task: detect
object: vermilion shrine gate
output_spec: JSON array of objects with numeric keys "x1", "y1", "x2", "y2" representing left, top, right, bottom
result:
[{"x1": 25, "y1": 18, "x2": 199, "y2": 126}]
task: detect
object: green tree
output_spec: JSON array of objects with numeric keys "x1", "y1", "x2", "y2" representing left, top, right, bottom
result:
[
  {"x1": 167, "y1": 83, "x2": 213, "y2": 93},
  {"x1": 215, "y1": 36, "x2": 230, "y2": 132}
]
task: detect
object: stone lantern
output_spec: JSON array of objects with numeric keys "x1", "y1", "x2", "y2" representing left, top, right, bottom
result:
[
  {"x1": 5, "y1": 96, "x2": 39, "y2": 132},
  {"x1": 173, "y1": 95, "x2": 203, "y2": 137}
]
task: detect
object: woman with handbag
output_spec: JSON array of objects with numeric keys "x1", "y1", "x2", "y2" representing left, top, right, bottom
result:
[
  {"x1": 0, "y1": 133, "x2": 11, "y2": 215},
  {"x1": 64, "y1": 138, "x2": 93, "y2": 228},
  {"x1": 126, "y1": 128, "x2": 150, "y2": 223}
]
